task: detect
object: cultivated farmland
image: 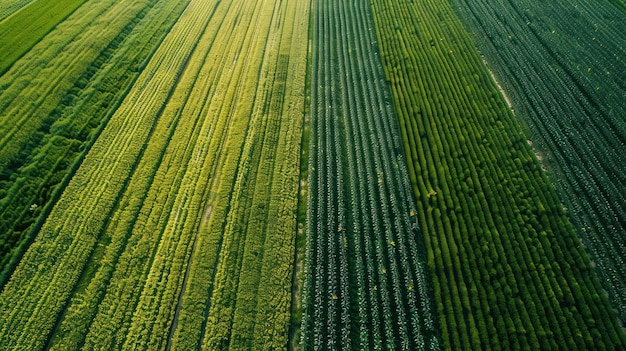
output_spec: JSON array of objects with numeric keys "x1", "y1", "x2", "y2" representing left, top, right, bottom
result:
[
  {"x1": 0, "y1": 0, "x2": 189, "y2": 286},
  {"x1": 1, "y1": 0, "x2": 625, "y2": 349},
  {"x1": 451, "y1": 0, "x2": 626, "y2": 324},
  {"x1": 302, "y1": 0, "x2": 438, "y2": 349},
  {"x1": 369, "y1": 0, "x2": 626, "y2": 349},
  {"x1": 0, "y1": 0, "x2": 309, "y2": 349}
]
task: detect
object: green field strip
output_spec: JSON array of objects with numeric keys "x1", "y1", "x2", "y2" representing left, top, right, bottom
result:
[
  {"x1": 302, "y1": 0, "x2": 439, "y2": 349},
  {"x1": 146, "y1": 0, "x2": 310, "y2": 350},
  {"x1": 369, "y1": 0, "x2": 626, "y2": 349},
  {"x1": 50, "y1": 0, "x2": 228, "y2": 348},
  {"x1": 0, "y1": 0, "x2": 219, "y2": 347},
  {"x1": 0, "y1": 0, "x2": 37, "y2": 22},
  {"x1": 199, "y1": 2, "x2": 290, "y2": 349},
  {"x1": 224, "y1": 32, "x2": 288, "y2": 351},
  {"x1": 451, "y1": 0, "x2": 626, "y2": 324},
  {"x1": 0, "y1": 0, "x2": 89, "y2": 75},
  {"x1": 0, "y1": 0, "x2": 190, "y2": 289},
  {"x1": 0, "y1": 0, "x2": 149, "y2": 170}
]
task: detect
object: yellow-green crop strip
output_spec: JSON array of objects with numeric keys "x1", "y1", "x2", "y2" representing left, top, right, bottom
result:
[
  {"x1": 0, "y1": 0, "x2": 189, "y2": 287},
  {"x1": 0, "y1": 0, "x2": 309, "y2": 349}
]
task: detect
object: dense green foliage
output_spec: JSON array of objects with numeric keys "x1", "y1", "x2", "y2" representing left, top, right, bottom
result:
[
  {"x1": 302, "y1": 0, "x2": 438, "y2": 349},
  {"x1": 369, "y1": 0, "x2": 626, "y2": 349},
  {"x1": 0, "y1": 0, "x2": 187, "y2": 287},
  {"x1": 0, "y1": 0, "x2": 88, "y2": 75},
  {"x1": 451, "y1": 0, "x2": 626, "y2": 323}
]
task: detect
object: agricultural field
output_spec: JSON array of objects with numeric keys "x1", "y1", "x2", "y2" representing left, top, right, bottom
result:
[
  {"x1": 0, "y1": 0, "x2": 309, "y2": 349},
  {"x1": 301, "y1": 0, "x2": 438, "y2": 349},
  {"x1": 1, "y1": 0, "x2": 625, "y2": 349},
  {"x1": 450, "y1": 0, "x2": 626, "y2": 325},
  {"x1": 0, "y1": 0, "x2": 190, "y2": 286},
  {"x1": 0, "y1": 0, "x2": 88, "y2": 75},
  {"x1": 369, "y1": 0, "x2": 626, "y2": 349}
]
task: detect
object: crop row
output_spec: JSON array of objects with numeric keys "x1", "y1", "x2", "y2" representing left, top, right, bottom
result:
[
  {"x1": 369, "y1": 0, "x2": 626, "y2": 349},
  {"x1": 451, "y1": 0, "x2": 626, "y2": 323},
  {"x1": 301, "y1": 0, "x2": 439, "y2": 349}
]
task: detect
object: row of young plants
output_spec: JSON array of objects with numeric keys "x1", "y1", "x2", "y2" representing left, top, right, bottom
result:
[
  {"x1": 451, "y1": 0, "x2": 626, "y2": 324},
  {"x1": 368, "y1": 0, "x2": 626, "y2": 349},
  {"x1": 0, "y1": 0, "x2": 182, "y2": 284},
  {"x1": 46, "y1": 1, "x2": 240, "y2": 348},
  {"x1": 301, "y1": 0, "x2": 439, "y2": 349},
  {"x1": 0, "y1": 0, "x2": 216, "y2": 347}
]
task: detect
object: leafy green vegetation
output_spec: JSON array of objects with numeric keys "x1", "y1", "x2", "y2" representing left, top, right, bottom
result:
[
  {"x1": 452, "y1": 0, "x2": 626, "y2": 325},
  {"x1": 301, "y1": 0, "x2": 439, "y2": 349},
  {"x1": 369, "y1": 0, "x2": 626, "y2": 349}
]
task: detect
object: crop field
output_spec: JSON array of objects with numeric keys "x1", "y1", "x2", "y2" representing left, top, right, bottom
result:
[
  {"x1": 0, "y1": 0, "x2": 309, "y2": 348},
  {"x1": 451, "y1": 0, "x2": 626, "y2": 325},
  {"x1": 301, "y1": 0, "x2": 438, "y2": 349},
  {"x1": 0, "y1": 0, "x2": 89, "y2": 75},
  {"x1": 368, "y1": 0, "x2": 626, "y2": 349},
  {"x1": 1, "y1": 0, "x2": 626, "y2": 349},
  {"x1": 0, "y1": 0, "x2": 190, "y2": 286}
]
